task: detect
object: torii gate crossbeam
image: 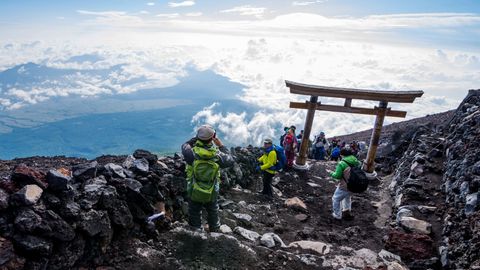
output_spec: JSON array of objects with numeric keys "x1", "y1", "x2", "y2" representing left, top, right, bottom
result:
[{"x1": 286, "y1": 80, "x2": 424, "y2": 173}]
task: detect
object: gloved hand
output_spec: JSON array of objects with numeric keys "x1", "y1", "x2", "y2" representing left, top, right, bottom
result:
[
  {"x1": 146, "y1": 212, "x2": 165, "y2": 224},
  {"x1": 255, "y1": 165, "x2": 261, "y2": 172}
]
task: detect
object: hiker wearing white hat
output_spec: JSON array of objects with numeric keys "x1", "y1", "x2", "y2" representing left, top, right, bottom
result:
[{"x1": 181, "y1": 124, "x2": 233, "y2": 232}]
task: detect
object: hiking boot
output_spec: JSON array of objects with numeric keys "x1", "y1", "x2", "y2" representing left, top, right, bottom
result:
[
  {"x1": 342, "y1": 210, "x2": 354, "y2": 221},
  {"x1": 332, "y1": 212, "x2": 342, "y2": 220}
]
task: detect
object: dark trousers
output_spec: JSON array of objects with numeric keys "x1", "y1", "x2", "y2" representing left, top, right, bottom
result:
[
  {"x1": 261, "y1": 171, "x2": 274, "y2": 197},
  {"x1": 188, "y1": 196, "x2": 220, "y2": 231}
]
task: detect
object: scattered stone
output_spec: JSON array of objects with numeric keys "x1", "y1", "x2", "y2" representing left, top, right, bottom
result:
[
  {"x1": 78, "y1": 210, "x2": 111, "y2": 237},
  {"x1": 285, "y1": 197, "x2": 307, "y2": 211},
  {"x1": 417, "y1": 205, "x2": 437, "y2": 214},
  {"x1": 9, "y1": 184, "x2": 43, "y2": 206},
  {"x1": 295, "y1": 213, "x2": 309, "y2": 222},
  {"x1": 288, "y1": 240, "x2": 331, "y2": 255},
  {"x1": 260, "y1": 233, "x2": 286, "y2": 248},
  {"x1": 378, "y1": 249, "x2": 402, "y2": 263},
  {"x1": 122, "y1": 155, "x2": 136, "y2": 169},
  {"x1": 232, "y1": 213, "x2": 252, "y2": 222},
  {"x1": 234, "y1": 226, "x2": 260, "y2": 242},
  {"x1": 307, "y1": 182, "x2": 320, "y2": 188},
  {"x1": 219, "y1": 224, "x2": 233, "y2": 234},
  {"x1": 399, "y1": 216, "x2": 432, "y2": 234}
]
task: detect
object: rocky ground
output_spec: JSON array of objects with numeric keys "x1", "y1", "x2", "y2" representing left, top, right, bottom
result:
[{"x1": 0, "y1": 90, "x2": 479, "y2": 270}]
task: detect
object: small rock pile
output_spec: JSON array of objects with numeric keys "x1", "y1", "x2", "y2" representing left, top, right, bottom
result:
[
  {"x1": 385, "y1": 125, "x2": 446, "y2": 269},
  {"x1": 0, "y1": 147, "x2": 261, "y2": 269},
  {"x1": 441, "y1": 89, "x2": 480, "y2": 269}
]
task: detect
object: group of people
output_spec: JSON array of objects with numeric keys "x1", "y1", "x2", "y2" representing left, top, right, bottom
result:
[
  {"x1": 181, "y1": 124, "x2": 362, "y2": 232},
  {"x1": 312, "y1": 133, "x2": 364, "y2": 161}
]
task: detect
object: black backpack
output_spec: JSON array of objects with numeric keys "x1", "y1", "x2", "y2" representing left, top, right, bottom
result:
[{"x1": 343, "y1": 160, "x2": 369, "y2": 193}]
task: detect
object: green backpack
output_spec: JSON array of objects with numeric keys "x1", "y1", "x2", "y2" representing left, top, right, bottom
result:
[{"x1": 188, "y1": 143, "x2": 220, "y2": 203}]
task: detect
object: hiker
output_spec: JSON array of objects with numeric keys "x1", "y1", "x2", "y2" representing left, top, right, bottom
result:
[
  {"x1": 331, "y1": 145, "x2": 341, "y2": 161},
  {"x1": 257, "y1": 138, "x2": 278, "y2": 198},
  {"x1": 181, "y1": 125, "x2": 233, "y2": 232},
  {"x1": 330, "y1": 149, "x2": 359, "y2": 220},
  {"x1": 296, "y1": 130, "x2": 304, "y2": 152},
  {"x1": 279, "y1": 127, "x2": 289, "y2": 147},
  {"x1": 314, "y1": 132, "x2": 329, "y2": 160},
  {"x1": 283, "y1": 126, "x2": 297, "y2": 169}
]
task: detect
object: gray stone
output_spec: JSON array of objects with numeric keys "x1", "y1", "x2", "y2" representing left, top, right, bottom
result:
[
  {"x1": 399, "y1": 216, "x2": 432, "y2": 234},
  {"x1": 14, "y1": 208, "x2": 46, "y2": 233},
  {"x1": 260, "y1": 233, "x2": 287, "y2": 248},
  {"x1": 396, "y1": 207, "x2": 413, "y2": 223},
  {"x1": 219, "y1": 224, "x2": 233, "y2": 234},
  {"x1": 378, "y1": 249, "x2": 402, "y2": 263},
  {"x1": 133, "y1": 158, "x2": 149, "y2": 174},
  {"x1": 105, "y1": 163, "x2": 126, "y2": 178},
  {"x1": 73, "y1": 161, "x2": 98, "y2": 182},
  {"x1": 78, "y1": 210, "x2": 111, "y2": 237},
  {"x1": 288, "y1": 240, "x2": 331, "y2": 255},
  {"x1": 12, "y1": 234, "x2": 52, "y2": 257},
  {"x1": 43, "y1": 210, "x2": 75, "y2": 242},
  {"x1": 465, "y1": 192, "x2": 478, "y2": 215},
  {"x1": 123, "y1": 155, "x2": 136, "y2": 169},
  {"x1": 234, "y1": 226, "x2": 260, "y2": 242},
  {"x1": 232, "y1": 213, "x2": 253, "y2": 222},
  {"x1": 0, "y1": 188, "x2": 8, "y2": 211},
  {"x1": 125, "y1": 178, "x2": 143, "y2": 192}
]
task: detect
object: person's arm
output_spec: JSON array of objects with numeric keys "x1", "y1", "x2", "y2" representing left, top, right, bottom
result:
[
  {"x1": 330, "y1": 161, "x2": 346, "y2": 180},
  {"x1": 181, "y1": 137, "x2": 197, "y2": 165},
  {"x1": 213, "y1": 137, "x2": 234, "y2": 168},
  {"x1": 260, "y1": 150, "x2": 277, "y2": 170}
]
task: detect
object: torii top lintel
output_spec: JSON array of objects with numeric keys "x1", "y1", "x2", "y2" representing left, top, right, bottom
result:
[{"x1": 285, "y1": 80, "x2": 424, "y2": 103}]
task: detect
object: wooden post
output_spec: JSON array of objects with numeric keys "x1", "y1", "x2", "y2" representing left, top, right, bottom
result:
[
  {"x1": 296, "y1": 96, "x2": 318, "y2": 166},
  {"x1": 363, "y1": 101, "x2": 388, "y2": 173}
]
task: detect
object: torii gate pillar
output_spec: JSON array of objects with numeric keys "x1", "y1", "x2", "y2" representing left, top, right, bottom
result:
[
  {"x1": 363, "y1": 101, "x2": 388, "y2": 173},
  {"x1": 296, "y1": 96, "x2": 318, "y2": 168}
]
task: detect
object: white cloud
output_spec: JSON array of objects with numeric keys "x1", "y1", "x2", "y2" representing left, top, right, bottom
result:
[
  {"x1": 185, "y1": 12, "x2": 202, "y2": 17},
  {"x1": 156, "y1": 13, "x2": 180, "y2": 18},
  {"x1": 77, "y1": 10, "x2": 127, "y2": 16},
  {"x1": 168, "y1": 1, "x2": 195, "y2": 8},
  {"x1": 147, "y1": 2, "x2": 155, "y2": 6},
  {"x1": 220, "y1": 5, "x2": 267, "y2": 18},
  {"x1": 292, "y1": 0, "x2": 327, "y2": 6}
]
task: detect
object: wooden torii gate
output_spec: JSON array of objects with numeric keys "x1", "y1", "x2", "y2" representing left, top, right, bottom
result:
[{"x1": 286, "y1": 80, "x2": 424, "y2": 173}]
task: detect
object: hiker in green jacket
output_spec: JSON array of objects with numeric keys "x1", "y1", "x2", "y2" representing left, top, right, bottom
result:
[
  {"x1": 181, "y1": 125, "x2": 233, "y2": 232},
  {"x1": 330, "y1": 148, "x2": 359, "y2": 220}
]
